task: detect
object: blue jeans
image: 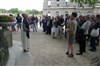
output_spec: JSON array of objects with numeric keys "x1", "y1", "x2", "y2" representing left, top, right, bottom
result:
[
  {"x1": 32, "y1": 23, "x2": 37, "y2": 32},
  {"x1": 90, "y1": 37, "x2": 97, "y2": 51}
]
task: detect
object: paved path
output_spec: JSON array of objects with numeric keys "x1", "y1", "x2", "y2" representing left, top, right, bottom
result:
[{"x1": 12, "y1": 29, "x2": 92, "y2": 66}]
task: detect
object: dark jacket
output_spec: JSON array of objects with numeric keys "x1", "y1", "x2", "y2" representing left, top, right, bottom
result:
[
  {"x1": 23, "y1": 18, "x2": 30, "y2": 39},
  {"x1": 57, "y1": 18, "x2": 64, "y2": 26},
  {"x1": 16, "y1": 16, "x2": 22, "y2": 23},
  {"x1": 77, "y1": 28, "x2": 85, "y2": 43}
]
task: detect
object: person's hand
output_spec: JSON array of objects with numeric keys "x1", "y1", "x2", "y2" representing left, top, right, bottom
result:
[
  {"x1": 26, "y1": 29, "x2": 30, "y2": 32},
  {"x1": 66, "y1": 29, "x2": 69, "y2": 31},
  {"x1": 28, "y1": 29, "x2": 30, "y2": 32}
]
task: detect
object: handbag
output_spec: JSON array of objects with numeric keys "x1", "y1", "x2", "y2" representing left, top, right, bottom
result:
[{"x1": 90, "y1": 28, "x2": 99, "y2": 37}]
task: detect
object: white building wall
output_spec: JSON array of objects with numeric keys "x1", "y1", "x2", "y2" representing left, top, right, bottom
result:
[{"x1": 43, "y1": 0, "x2": 100, "y2": 17}]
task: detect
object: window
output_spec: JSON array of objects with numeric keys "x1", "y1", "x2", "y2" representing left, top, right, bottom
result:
[
  {"x1": 48, "y1": 11, "x2": 51, "y2": 16},
  {"x1": 48, "y1": 1, "x2": 51, "y2": 7},
  {"x1": 57, "y1": 2, "x2": 59, "y2": 7},
  {"x1": 56, "y1": 11, "x2": 59, "y2": 16},
  {"x1": 65, "y1": 11, "x2": 68, "y2": 14}
]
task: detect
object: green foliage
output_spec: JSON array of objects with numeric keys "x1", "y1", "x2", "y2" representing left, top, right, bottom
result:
[
  {"x1": 69, "y1": 0, "x2": 99, "y2": 8},
  {"x1": 0, "y1": 8, "x2": 42, "y2": 15},
  {"x1": 0, "y1": 9, "x2": 7, "y2": 13},
  {"x1": 8, "y1": 8, "x2": 19, "y2": 14}
]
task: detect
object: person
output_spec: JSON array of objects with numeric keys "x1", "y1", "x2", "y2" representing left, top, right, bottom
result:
[
  {"x1": 52, "y1": 17, "x2": 58, "y2": 38},
  {"x1": 42, "y1": 16, "x2": 47, "y2": 32},
  {"x1": 31, "y1": 14, "x2": 37, "y2": 32},
  {"x1": 66, "y1": 12, "x2": 77, "y2": 57},
  {"x1": 76, "y1": 28, "x2": 85, "y2": 55},
  {"x1": 39, "y1": 16, "x2": 42, "y2": 28},
  {"x1": 21, "y1": 13, "x2": 30, "y2": 52},
  {"x1": 81, "y1": 15, "x2": 91, "y2": 53},
  {"x1": 45, "y1": 16, "x2": 52, "y2": 35},
  {"x1": 89, "y1": 23, "x2": 99, "y2": 52},
  {"x1": 89, "y1": 15, "x2": 100, "y2": 51},
  {"x1": 16, "y1": 14, "x2": 22, "y2": 31},
  {"x1": 57, "y1": 15, "x2": 64, "y2": 38}
]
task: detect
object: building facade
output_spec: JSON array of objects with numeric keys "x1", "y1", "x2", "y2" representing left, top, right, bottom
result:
[{"x1": 43, "y1": 0, "x2": 100, "y2": 17}]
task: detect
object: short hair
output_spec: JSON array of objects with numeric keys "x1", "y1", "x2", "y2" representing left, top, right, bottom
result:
[{"x1": 71, "y1": 12, "x2": 77, "y2": 18}]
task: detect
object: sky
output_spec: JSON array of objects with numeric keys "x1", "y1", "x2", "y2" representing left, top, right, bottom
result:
[{"x1": 0, "y1": 0, "x2": 69, "y2": 11}]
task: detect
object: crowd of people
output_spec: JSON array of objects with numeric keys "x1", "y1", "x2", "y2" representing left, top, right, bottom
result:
[
  {"x1": 41, "y1": 13, "x2": 100, "y2": 57},
  {"x1": 10, "y1": 12, "x2": 100, "y2": 57}
]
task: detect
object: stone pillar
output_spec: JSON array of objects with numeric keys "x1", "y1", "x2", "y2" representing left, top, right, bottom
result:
[
  {"x1": 0, "y1": 30, "x2": 9, "y2": 66},
  {"x1": 2, "y1": 28, "x2": 13, "y2": 48}
]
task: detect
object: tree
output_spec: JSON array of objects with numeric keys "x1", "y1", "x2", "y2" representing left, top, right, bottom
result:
[
  {"x1": 25, "y1": 10, "x2": 32, "y2": 14},
  {"x1": 70, "y1": 0, "x2": 99, "y2": 8},
  {"x1": 0, "y1": 9, "x2": 7, "y2": 13},
  {"x1": 32, "y1": 9, "x2": 40, "y2": 14},
  {"x1": 8, "y1": 8, "x2": 19, "y2": 14},
  {"x1": 25, "y1": 9, "x2": 40, "y2": 14}
]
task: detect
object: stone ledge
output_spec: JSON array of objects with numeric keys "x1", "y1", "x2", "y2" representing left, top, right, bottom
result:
[{"x1": 6, "y1": 40, "x2": 33, "y2": 66}]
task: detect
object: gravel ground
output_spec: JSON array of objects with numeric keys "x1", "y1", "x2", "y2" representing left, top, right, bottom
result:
[{"x1": 13, "y1": 29, "x2": 92, "y2": 66}]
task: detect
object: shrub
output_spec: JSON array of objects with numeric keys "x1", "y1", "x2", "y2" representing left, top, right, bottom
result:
[{"x1": 0, "y1": 15, "x2": 15, "y2": 22}]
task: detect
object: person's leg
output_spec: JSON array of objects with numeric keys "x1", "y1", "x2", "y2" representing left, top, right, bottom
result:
[
  {"x1": 83, "y1": 35, "x2": 86, "y2": 52},
  {"x1": 68, "y1": 44, "x2": 74, "y2": 57},
  {"x1": 46, "y1": 26, "x2": 49, "y2": 34},
  {"x1": 34, "y1": 23, "x2": 37, "y2": 32},
  {"x1": 32, "y1": 24, "x2": 35, "y2": 32},
  {"x1": 19, "y1": 23, "x2": 21, "y2": 30},
  {"x1": 27, "y1": 38, "x2": 30, "y2": 50},
  {"x1": 96, "y1": 36, "x2": 99, "y2": 46},
  {"x1": 59, "y1": 26, "x2": 63, "y2": 38},
  {"x1": 55, "y1": 28, "x2": 57, "y2": 38},
  {"x1": 77, "y1": 42, "x2": 83, "y2": 55},
  {"x1": 58, "y1": 26, "x2": 60, "y2": 36},
  {"x1": 90, "y1": 37, "x2": 96, "y2": 51},
  {"x1": 17, "y1": 23, "x2": 19, "y2": 31},
  {"x1": 48, "y1": 27, "x2": 51, "y2": 34},
  {"x1": 66, "y1": 44, "x2": 70, "y2": 55},
  {"x1": 22, "y1": 32, "x2": 28, "y2": 52},
  {"x1": 52, "y1": 32, "x2": 54, "y2": 38}
]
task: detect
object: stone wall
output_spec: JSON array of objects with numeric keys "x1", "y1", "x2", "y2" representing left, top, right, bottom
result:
[{"x1": 0, "y1": 30, "x2": 9, "y2": 66}]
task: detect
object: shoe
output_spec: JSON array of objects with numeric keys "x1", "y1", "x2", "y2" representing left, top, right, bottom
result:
[
  {"x1": 89, "y1": 49, "x2": 96, "y2": 52},
  {"x1": 76, "y1": 53, "x2": 82, "y2": 55},
  {"x1": 83, "y1": 51, "x2": 86, "y2": 53},
  {"x1": 23, "y1": 49, "x2": 29, "y2": 52},
  {"x1": 68, "y1": 54, "x2": 74, "y2": 57},
  {"x1": 45, "y1": 32, "x2": 48, "y2": 34},
  {"x1": 66, "y1": 52, "x2": 69, "y2": 55}
]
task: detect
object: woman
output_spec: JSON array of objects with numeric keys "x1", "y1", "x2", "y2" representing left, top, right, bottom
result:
[
  {"x1": 21, "y1": 13, "x2": 30, "y2": 52},
  {"x1": 52, "y1": 17, "x2": 58, "y2": 38},
  {"x1": 66, "y1": 12, "x2": 77, "y2": 57}
]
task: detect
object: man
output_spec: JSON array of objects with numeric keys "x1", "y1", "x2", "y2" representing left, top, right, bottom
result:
[
  {"x1": 16, "y1": 14, "x2": 22, "y2": 31},
  {"x1": 81, "y1": 15, "x2": 91, "y2": 53},
  {"x1": 46, "y1": 16, "x2": 52, "y2": 34},
  {"x1": 66, "y1": 12, "x2": 77, "y2": 57},
  {"x1": 57, "y1": 15, "x2": 64, "y2": 38}
]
